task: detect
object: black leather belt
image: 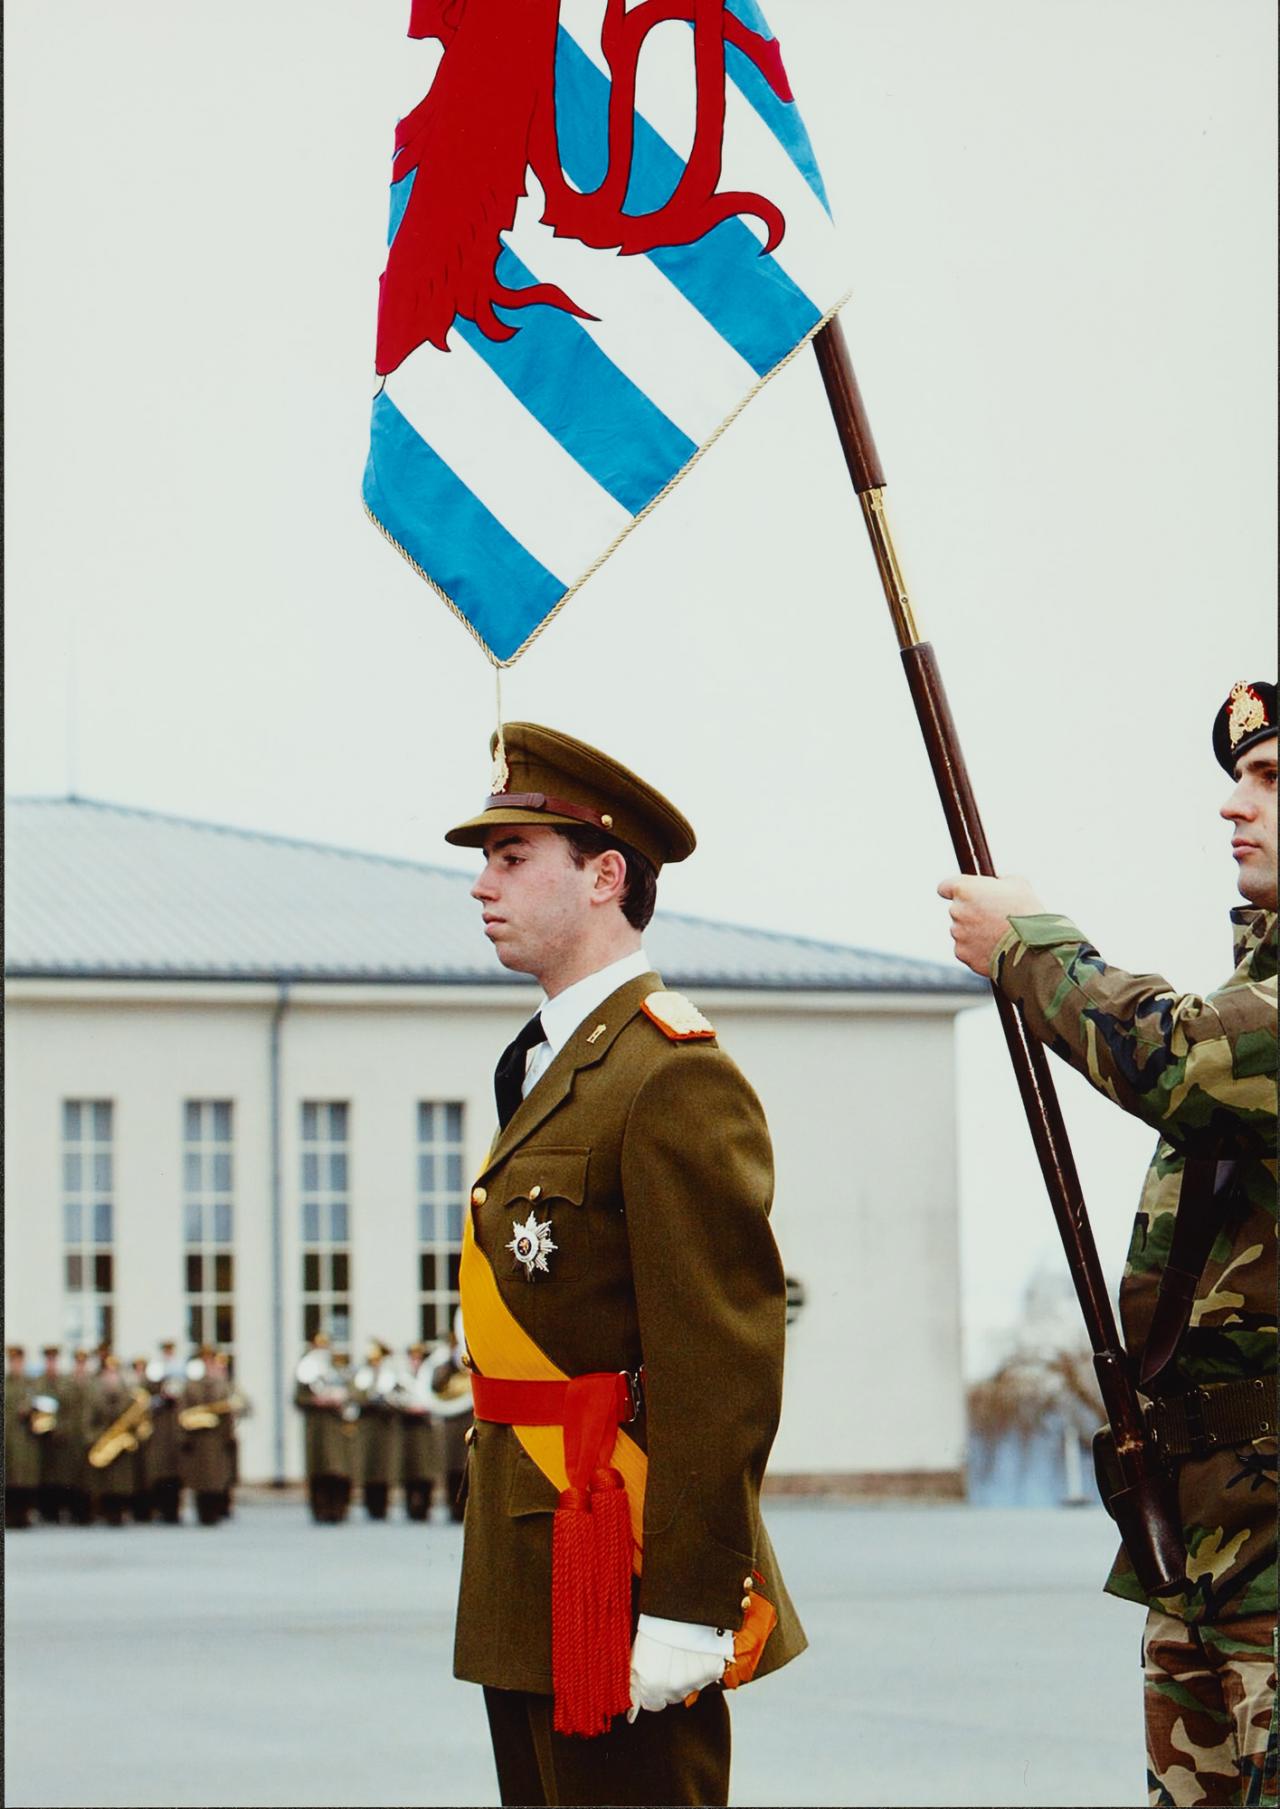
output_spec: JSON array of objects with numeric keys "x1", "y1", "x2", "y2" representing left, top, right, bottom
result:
[{"x1": 1147, "y1": 1377, "x2": 1276, "y2": 1460}]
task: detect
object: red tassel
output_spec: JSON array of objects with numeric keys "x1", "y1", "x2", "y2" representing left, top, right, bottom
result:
[
  {"x1": 552, "y1": 1486, "x2": 595, "y2": 1736},
  {"x1": 551, "y1": 1472, "x2": 634, "y2": 1738},
  {"x1": 589, "y1": 1466, "x2": 634, "y2": 1724}
]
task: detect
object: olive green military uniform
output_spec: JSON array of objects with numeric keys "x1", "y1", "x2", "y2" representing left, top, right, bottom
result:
[
  {"x1": 445, "y1": 723, "x2": 805, "y2": 1808},
  {"x1": 34, "y1": 1354, "x2": 71, "y2": 1522},
  {"x1": 145, "y1": 1360, "x2": 185, "y2": 1524},
  {"x1": 428, "y1": 1338, "x2": 473, "y2": 1523},
  {"x1": 296, "y1": 1360, "x2": 359, "y2": 1523},
  {"x1": 398, "y1": 1349, "x2": 436, "y2": 1522},
  {"x1": 353, "y1": 1350, "x2": 399, "y2": 1521},
  {"x1": 180, "y1": 1370, "x2": 232, "y2": 1525},
  {"x1": 5, "y1": 1356, "x2": 41, "y2": 1528},
  {"x1": 85, "y1": 1370, "x2": 142, "y2": 1525},
  {"x1": 51, "y1": 1362, "x2": 95, "y2": 1524}
]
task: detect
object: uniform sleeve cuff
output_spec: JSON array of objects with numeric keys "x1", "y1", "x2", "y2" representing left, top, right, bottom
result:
[
  {"x1": 636, "y1": 1613, "x2": 735, "y2": 1657},
  {"x1": 1005, "y1": 913, "x2": 1087, "y2": 950}
]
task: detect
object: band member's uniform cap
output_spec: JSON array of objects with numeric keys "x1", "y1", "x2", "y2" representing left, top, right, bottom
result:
[
  {"x1": 445, "y1": 722, "x2": 696, "y2": 872},
  {"x1": 1214, "y1": 681, "x2": 1276, "y2": 773}
]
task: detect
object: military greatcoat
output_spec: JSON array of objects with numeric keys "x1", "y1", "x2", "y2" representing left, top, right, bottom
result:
[{"x1": 454, "y1": 970, "x2": 806, "y2": 1695}]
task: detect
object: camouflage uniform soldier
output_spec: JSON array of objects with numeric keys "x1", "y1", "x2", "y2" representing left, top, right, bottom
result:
[
  {"x1": 5, "y1": 1346, "x2": 41, "y2": 1529},
  {"x1": 942, "y1": 680, "x2": 1277, "y2": 1808}
]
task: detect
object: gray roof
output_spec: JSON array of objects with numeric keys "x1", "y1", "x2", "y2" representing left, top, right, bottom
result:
[{"x1": 4, "y1": 797, "x2": 982, "y2": 996}]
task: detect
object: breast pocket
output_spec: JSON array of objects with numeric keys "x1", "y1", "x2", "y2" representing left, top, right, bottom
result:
[{"x1": 490, "y1": 1148, "x2": 591, "y2": 1285}]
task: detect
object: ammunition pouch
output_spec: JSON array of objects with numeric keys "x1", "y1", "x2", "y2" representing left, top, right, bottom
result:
[{"x1": 1092, "y1": 1376, "x2": 1275, "y2": 1592}]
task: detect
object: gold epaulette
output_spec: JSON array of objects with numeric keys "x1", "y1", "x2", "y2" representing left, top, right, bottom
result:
[{"x1": 641, "y1": 991, "x2": 717, "y2": 1042}]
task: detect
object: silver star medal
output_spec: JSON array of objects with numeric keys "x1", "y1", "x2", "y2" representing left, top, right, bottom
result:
[{"x1": 507, "y1": 1211, "x2": 556, "y2": 1279}]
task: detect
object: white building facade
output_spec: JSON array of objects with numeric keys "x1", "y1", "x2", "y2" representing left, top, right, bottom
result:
[{"x1": 5, "y1": 799, "x2": 982, "y2": 1491}]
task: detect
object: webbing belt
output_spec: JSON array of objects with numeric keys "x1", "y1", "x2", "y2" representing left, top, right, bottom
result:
[{"x1": 1147, "y1": 1377, "x2": 1276, "y2": 1460}]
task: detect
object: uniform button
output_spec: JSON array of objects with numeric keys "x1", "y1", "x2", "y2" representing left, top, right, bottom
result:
[
  {"x1": 471, "y1": 1186, "x2": 487, "y2": 1206},
  {"x1": 742, "y1": 1576, "x2": 754, "y2": 1591},
  {"x1": 740, "y1": 1595, "x2": 752, "y2": 1611},
  {"x1": 464, "y1": 1424, "x2": 476, "y2": 1446},
  {"x1": 529, "y1": 1185, "x2": 542, "y2": 1201}
]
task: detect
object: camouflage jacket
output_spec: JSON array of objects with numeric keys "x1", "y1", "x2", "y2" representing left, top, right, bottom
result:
[{"x1": 992, "y1": 907, "x2": 1277, "y2": 1623}]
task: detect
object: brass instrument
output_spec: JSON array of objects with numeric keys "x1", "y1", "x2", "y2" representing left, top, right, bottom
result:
[
  {"x1": 425, "y1": 1343, "x2": 474, "y2": 1418},
  {"x1": 88, "y1": 1387, "x2": 152, "y2": 1469},
  {"x1": 29, "y1": 1393, "x2": 60, "y2": 1436},
  {"x1": 178, "y1": 1390, "x2": 246, "y2": 1432}
]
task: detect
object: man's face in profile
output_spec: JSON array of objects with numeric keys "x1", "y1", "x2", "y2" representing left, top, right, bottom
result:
[{"x1": 1221, "y1": 739, "x2": 1278, "y2": 909}]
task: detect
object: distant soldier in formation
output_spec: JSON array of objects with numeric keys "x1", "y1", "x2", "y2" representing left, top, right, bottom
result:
[
  {"x1": 34, "y1": 1345, "x2": 70, "y2": 1523},
  {"x1": 145, "y1": 1340, "x2": 185, "y2": 1524},
  {"x1": 180, "y1": 1345, "x2": 235, "y2": 1525},
  {"x1": 85, "y1": 1355, "x2": 142, "y2": 1526},
  {"x1": 398, "y1": 1343, "x2": 437, "y2": 1522},
  {"x1": 61, "y1": 1348, "x2": 95, "y2": 1526},
  {"x1": 353, "y1": 1339, "x2": 400, "y2": 1521},
  {"x1": 294, "y1": 1340, "x2": 359, "y2": 1523},
  {"x1": 425, "y1": 1321, "x2": 473, "y2": 1524},
  {"x1": 5, "y1": 1346, "x2": 41, "y2": 1529},
  {"x1": 127, "y1": 1356, "x2": 156, "y2": 1521}
]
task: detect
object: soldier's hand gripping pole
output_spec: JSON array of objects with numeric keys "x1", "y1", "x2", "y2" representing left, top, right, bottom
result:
[{"x1": 812, "y1": 317, "x2": 1184, "y2": 1596}]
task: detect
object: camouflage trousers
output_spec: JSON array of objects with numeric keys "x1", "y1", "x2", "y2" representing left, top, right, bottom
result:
[{"x1": 1144, "y1": 1607, "x2": 1277, "y2": 1806}]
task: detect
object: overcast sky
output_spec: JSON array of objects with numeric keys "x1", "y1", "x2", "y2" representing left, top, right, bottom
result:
[{"x1": 6, "y1": 0, "x2": 1275, "y2": 1375}]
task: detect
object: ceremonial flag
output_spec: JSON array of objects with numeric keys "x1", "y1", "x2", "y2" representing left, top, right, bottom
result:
[{"x1": 363, "y1": 0, "x2": 848, "y2": 665}]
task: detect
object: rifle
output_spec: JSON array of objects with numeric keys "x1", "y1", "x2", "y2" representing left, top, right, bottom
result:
[{"x1": 812, "y1": 317, "x2": 1183, "y2": 1596}]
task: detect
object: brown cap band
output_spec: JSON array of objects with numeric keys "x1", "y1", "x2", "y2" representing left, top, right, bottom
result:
[{"x1": 483, "y1": 791, "x2": 618, "y2": 834}]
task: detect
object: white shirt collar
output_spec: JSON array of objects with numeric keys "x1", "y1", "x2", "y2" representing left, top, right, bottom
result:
[{"x1": 538, "y1": 948, "x2": 653, "y2": 1060}]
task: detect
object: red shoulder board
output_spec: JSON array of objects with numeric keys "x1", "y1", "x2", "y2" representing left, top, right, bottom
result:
[{"x1": 641, "y1": 991, "x2": 716, "y2": 1041}]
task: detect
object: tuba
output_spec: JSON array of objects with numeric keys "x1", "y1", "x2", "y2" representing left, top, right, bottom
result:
[
  {"x1": 425, "y1": 1343, "x2": 474, "y2": 1418},
  {"x1": 88, "y1": 1387, "x2": 153, "y2": 1469}
]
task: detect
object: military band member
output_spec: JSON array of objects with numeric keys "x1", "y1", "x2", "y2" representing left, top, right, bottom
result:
[
  {"x1": 61, "y1": 1348, "x2": 95, "y2": 1525},
  {"x1": 127, "y1": 1356, "x2": 156, "y2": 1521},
  {"x1": 426, "y1": 1320, "x2": 473, "y2": 1524},
  {"x1": 399, "y1": 1343, "x2": 437, "y2": 1522},
  {"x1": 5, "y1": 1346, "x2": 41, "y2": 1529},
  {"x1": 941, "y1": 680, "x2": 1277, "y2": 1808},
  {"x1": 300, "y1": 1349, "x2": 359, "y2": 1524},
  {"x1": 444, "y1": 723, "x2": 804, "y2": 1808},
  {"x1": 34, "y1": 1344, "x2": 70, "y2": 1523},
  {"x1": 180, "y1": 1346, "x2": 232, "y2": 1526},
  {"x1": 85, "y1": 1355, "x2": 140, "y2": 1526},
  {"x1": 353, "y1": 1339, "x2": 399, "y2": 1521},
  {"x1": 145, "y1": 1340, "x2": 185, "y2": 1524},
  {"x1": 207, "y1": 1348, "x2": 242, "y2": 1519}
]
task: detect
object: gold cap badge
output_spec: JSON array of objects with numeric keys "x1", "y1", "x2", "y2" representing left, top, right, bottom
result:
[{"x1": 1228, "y1": 682, "x2": 1266, "y2": 750}]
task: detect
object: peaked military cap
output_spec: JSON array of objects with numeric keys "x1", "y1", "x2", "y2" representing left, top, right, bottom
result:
[
  {"x1": 445, "y1": 721, "x2": 696, "y2": 871},
  {"x1": 1214, "y1": 681, "x2": 1277, "y2": 773}
]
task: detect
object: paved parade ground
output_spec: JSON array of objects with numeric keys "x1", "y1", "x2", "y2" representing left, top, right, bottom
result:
[{"x1": 5, "y1": 1497, "x2": 1144, "y2": 1808}]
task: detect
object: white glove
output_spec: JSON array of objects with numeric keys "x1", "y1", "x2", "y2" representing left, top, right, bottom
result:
[{"x1": 627, "y1": 1617, "x2": 733, "y2": 1721}]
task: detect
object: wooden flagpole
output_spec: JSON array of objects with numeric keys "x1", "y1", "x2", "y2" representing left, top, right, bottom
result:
[{"x1": 812, "y1": 316, "x2": 1183, "y2": 1594}]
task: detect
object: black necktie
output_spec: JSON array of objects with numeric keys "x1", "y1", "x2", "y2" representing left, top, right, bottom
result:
[{"x1": 494, "y1": 1013, "x2": 548, "y2": 1129}]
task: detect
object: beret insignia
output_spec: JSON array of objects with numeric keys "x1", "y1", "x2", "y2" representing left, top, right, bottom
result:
[
  {"x1": 641, "y1": 991, "x2": 716, "y2": 1041},
  {"x1": 1228, "y1": 682, "x2": 1267, "y2": 750}
]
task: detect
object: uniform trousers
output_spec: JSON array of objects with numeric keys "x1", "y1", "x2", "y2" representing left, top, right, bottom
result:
[
  {"x1": 1142, "y1": 1607, "x2": 1277, "y2": 1807},
  {"x1": 482, "y1": 1685, "x2": 731, "y2": 1808}
]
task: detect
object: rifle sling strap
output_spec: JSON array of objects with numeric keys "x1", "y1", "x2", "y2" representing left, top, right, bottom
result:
[{"x1": 1139, "y1": 1156, "x2": 1237, "y2": 1391}]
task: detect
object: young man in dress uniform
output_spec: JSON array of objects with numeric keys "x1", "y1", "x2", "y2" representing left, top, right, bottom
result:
[
  {"x1": 443, "y1": 722, "x2": 805, "y2": 1809},
  {"x1": 940, "y1": 681, "x2": 1277, "y2": 1807}
]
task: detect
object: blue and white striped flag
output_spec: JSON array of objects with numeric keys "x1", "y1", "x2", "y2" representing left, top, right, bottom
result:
[{"x1": 363, "y1": 0, "x2": 848, "y2": 666}]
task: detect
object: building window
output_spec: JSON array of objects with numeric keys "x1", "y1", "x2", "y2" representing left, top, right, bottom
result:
[
  {"x1": 62, "y1": 1100, "x2": 114, "y2": 1349},
  {"x1": 417, "y1": 1102, "x2": 465, "y2": 1342},
  {"x1": 301, "y1": 1102, "x2": 351, "y2": 1346},
  {"x1": 183, "y1": 1101, "x2": 235, "y2": 1354}
]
